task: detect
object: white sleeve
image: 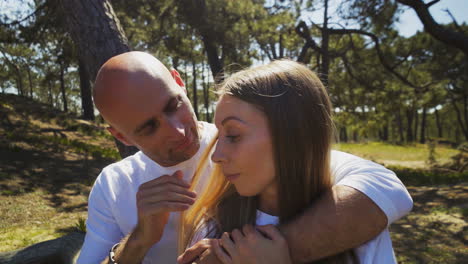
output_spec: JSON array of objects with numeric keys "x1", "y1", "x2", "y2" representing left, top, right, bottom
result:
[
  {"x1": 332, "y1": 151, "x2": 413, "y2": 225},
  {"x1": 76, "y1": 179, "x2": 123, "y2": 264}
]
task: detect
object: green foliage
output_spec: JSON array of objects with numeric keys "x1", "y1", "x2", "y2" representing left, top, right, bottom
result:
[
  {"x1": 390, "y1": 166, "x2": 468, "y2": 186},
  {"x1": 426, "y1": 139, "x2": 437, "y2": 166},
  {"x1": 74, "y1": 217, "x2": 86, "y2": 233}
]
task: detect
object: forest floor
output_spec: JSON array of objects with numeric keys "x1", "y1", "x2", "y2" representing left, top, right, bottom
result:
[{"x1": 0, "y1": 93, "x2": 466, "y2": 263}]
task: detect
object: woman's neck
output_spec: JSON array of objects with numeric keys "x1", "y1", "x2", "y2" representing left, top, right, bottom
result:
[{"x1": 258, "y1": 183, "x2": 279, "y2": 216}]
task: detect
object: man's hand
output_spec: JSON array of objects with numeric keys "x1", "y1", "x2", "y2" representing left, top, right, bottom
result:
[
  {"x1": 107, "y1": 170, "x2": 196, "y2": 264},
  {"x1": 132, "y1": 170, "x2": 196, "y2": 248},
  {"x1": 178, "y1": 239, "x2": 221, "y2": 264},
  {"x1": 213, "y1": 225, "x2": 292, "y2": 264}
]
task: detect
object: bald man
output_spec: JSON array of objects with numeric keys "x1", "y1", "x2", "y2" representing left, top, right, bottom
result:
[{"x1": 77, "y1": 52, "x2": 412, "y2": 264}]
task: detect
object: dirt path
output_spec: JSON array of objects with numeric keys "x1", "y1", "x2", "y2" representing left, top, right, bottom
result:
[{"x1": 391, "y1": 183, "x2": 468, "y2": 263}]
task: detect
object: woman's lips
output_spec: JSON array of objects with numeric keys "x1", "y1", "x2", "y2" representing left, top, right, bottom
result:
[{"x1": 224, "y1": 173, "x2": 240, "y2": 181}]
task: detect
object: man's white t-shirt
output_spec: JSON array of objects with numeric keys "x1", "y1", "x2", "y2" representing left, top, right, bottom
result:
[
  {"x1": 77, "y1": 122, "x2": 412, "y2": 263},
  {"x1": 254, "y1": 151, "x2": 402, "y2": 264},
  {"x1": 77, "y1": 122, "x2": 217, "y2": 264}
]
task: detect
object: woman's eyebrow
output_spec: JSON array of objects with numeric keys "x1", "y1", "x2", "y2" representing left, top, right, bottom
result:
[{"x1": 221, "y1": 116, "x2": 246, "y2": 126}]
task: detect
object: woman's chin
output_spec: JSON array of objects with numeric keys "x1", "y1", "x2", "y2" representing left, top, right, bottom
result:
[{"x1": 234, "y1": 186, "x2": 258, "y2": 197}]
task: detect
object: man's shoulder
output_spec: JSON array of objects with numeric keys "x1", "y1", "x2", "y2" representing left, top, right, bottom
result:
[
  {"x1": 330, "y1": 150, "x2": 387, "y2": 173},
  {"x1": 93, "y1": 151, "x2": 149, "y2": 189}
]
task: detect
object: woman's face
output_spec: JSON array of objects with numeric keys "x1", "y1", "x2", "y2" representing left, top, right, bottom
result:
[{"x1": 212, "y1": 95, "x2": 276, "y2": 197}]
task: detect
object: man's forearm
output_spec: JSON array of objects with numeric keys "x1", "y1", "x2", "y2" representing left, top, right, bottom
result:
[
  {"x1": 100, "y1": 231, "x2": 154, "y2": 264},
  {"x1": 279, "y1": 185, "x2": 388, "y2": 262}
]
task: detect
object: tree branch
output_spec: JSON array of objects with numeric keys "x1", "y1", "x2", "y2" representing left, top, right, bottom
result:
[
  {"x1": 425, "y1": 0, "x2": 440, "y2": 8},
  {"x1": 396, "y1": 0, "x2": 468, "y2": 56},
  {"x1": 0, "y1": 3, "x2": 46, "y2": 27}
]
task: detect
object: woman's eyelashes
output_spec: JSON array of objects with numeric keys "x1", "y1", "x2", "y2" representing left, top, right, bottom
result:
[{"x1": 225, "y1": 134, "x2": 240, "y2": 143}]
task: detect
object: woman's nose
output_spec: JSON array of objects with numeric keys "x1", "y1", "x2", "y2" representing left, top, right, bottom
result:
[{"x1": 211, "y1": 141, "x2": 227, "y2": 163}]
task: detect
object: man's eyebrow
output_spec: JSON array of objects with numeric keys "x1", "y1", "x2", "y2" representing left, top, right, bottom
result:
[
  {"x1": 221, "y1": 116, "x2": 246, "y2": 126},
  {"x1": 134, "y1": 119, "x2": 159, "y2": 135}
]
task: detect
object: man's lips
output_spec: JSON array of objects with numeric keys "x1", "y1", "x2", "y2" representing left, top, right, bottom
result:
[{"x1": 224, "y1": 173, "x2": 240, "y2": 181}]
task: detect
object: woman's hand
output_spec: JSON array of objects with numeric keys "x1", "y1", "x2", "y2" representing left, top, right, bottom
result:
[{"x1": 213, "y1": 224, "x2": 292, "y2": 264}]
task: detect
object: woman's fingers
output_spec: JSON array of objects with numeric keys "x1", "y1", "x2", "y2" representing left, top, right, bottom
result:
[
  {"x1": 213, "y1": 239, "x2": 232, "y2": 264},
  {"x1": 230, "y1": 229, "x2": 244, "y2": 244},
  {"x1": 256, "y1": 225, "x2": 285, "y2": 243},
  {"x1": 220, "y1": 232, "x2": 237, "y2": 258}
]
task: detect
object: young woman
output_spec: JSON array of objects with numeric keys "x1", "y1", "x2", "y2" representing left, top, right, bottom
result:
[{"x1": 179, "y1": 60, "x2": 397, "y2": 263}]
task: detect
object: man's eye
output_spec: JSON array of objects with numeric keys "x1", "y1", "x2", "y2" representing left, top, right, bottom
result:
[
  {"x1": 168, "y1": 96, "x2": 182, "y2": 112},
  {"x1": 143, "y1": 121, "x2": 157, "y2": 135}
]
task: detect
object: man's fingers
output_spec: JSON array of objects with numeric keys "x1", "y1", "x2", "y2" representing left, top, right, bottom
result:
[
  {"x1": 139, "y1": 201, "x2": 190, "y2": 216},
  {"x1": 177, "y1": 239, "x2": 210, "y2": 264},
  {"x1": 213, "y1": 239, "x2": 232, "y2": 264},
  {"x1": 139, "y1": 172, "x2": 190, "y2": 189},
  {"x1": 138, "y1": 189, "x2": 196, "y2": 205},
  {"x1": 172, "y1": 170, "x2": 184, "y2": 179},
  {"x1": 138, "y1": 183, "x2": 196, "y2": 199}
]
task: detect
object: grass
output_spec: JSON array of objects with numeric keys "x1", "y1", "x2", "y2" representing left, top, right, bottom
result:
[{"x1": 334, "y1": 141, "x2": 459, "y2": 167}]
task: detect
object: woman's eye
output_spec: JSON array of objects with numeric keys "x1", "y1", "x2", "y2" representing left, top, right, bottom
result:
[{"x1": 226, "y1": 135, "x2": 239, "y2": 142}]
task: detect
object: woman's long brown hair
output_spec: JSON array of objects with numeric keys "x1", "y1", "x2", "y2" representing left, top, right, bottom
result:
[{"x1": 180, "y1": 60, "x2": 356, "y2": 263}]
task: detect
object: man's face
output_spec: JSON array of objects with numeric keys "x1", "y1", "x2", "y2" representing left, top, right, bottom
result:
[{"x1": 107, "y1": 75, "x2": 200, "y2": 167}]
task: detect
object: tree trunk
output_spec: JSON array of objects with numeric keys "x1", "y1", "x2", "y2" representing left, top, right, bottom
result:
[
  {"x1": 60, "y1": 66, "x2": 68, "y2": 112},
  {"x1": 396, "y1": 109, "x2": 405, "y2": 143},
  {"x1": 321, "y1": 0, "x2": 330, "y2": 88},
  {"x1": 434, "y1": 108, "x2": 443, "y2": 138},
  {"x1": 451, "y1": 99, "x2": 468, "y2": 140},
  {"x1": 414, "y1": 108, "x2": 419, "y2": 142},
  {"x1": 27, "y1": 66, "x2": 34, "y2": 99},
  {"x1": 48, "y1": 78, "x2": 53, "y2": 106},
  {"x1": 192, "y1": 60, "x2": 199, "y2": 119},
  {"x1": 340, "y1": 127, "x2": 348, "y2": 142},
  {"x1": 203, "y1": 36, "x2": 224, "y2": 83},
  {"x1": 419, "y1": 107, "x2": 427, "y2": 144},
  {"x1": 61, "y1": 0, "x2": 137, "y2": 158},
  {"x1": 406, "y1": 108, "x2": 414, "y2": 142},
  {"x1": 202, "y1": 61, "x2": 211, "y2": 122},
  {"x1": 79, "y1": 58, "x2": 95, "y2": 121}
]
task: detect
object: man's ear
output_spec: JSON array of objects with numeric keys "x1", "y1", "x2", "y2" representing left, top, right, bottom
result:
[
  {"x1": 107, "y1": 126, "x2": 134, "y2": 146},
  {"x1": 170, "y1": 69, "x2": 187, "y2": 94}
]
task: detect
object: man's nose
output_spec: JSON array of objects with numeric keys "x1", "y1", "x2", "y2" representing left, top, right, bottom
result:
[{"x1": 167, "y1": 116, "x2": 186, "y2": 139}]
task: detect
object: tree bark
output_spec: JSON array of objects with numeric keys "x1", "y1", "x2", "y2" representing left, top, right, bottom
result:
[
  {"x1": 27, "y1": 66, "x2": 34, "y2": 99},
  {"x1": 60, "y1": 0, "x2": 130, "y2": 81},
  {"x1": 451, "y1": 99, "x2": 468, "y2": 140},
  {"x1": 78, "y1": 58, "x2": 95, "y2": 121},
  {"x1": 59, "y1": 66, "x2": 68, "y2": 112},
  {"x1": 321, "y1": 0, "x2": 330, "y2": 88},
  {"x1": 434, "y1": 108, "x2": 443, "y2": 138},
  {"x1": 396, "y1": 109, "x2": 404, "y2": 143},
  {"x1": 414, "y1": 108, "x2": 419, "y2": 142},
  {"x1": 60, "y1": 0, "x2": 137, "y2": 158},
  {"x1": 192, "y1": 60, "x2": 199, "y2": 118},
  {"x1": 406, "y1": 108, "x2": 414, "y2": 142},
  {"x1": 420, "y1": 106, "x2": 427, "y2": 144}
]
